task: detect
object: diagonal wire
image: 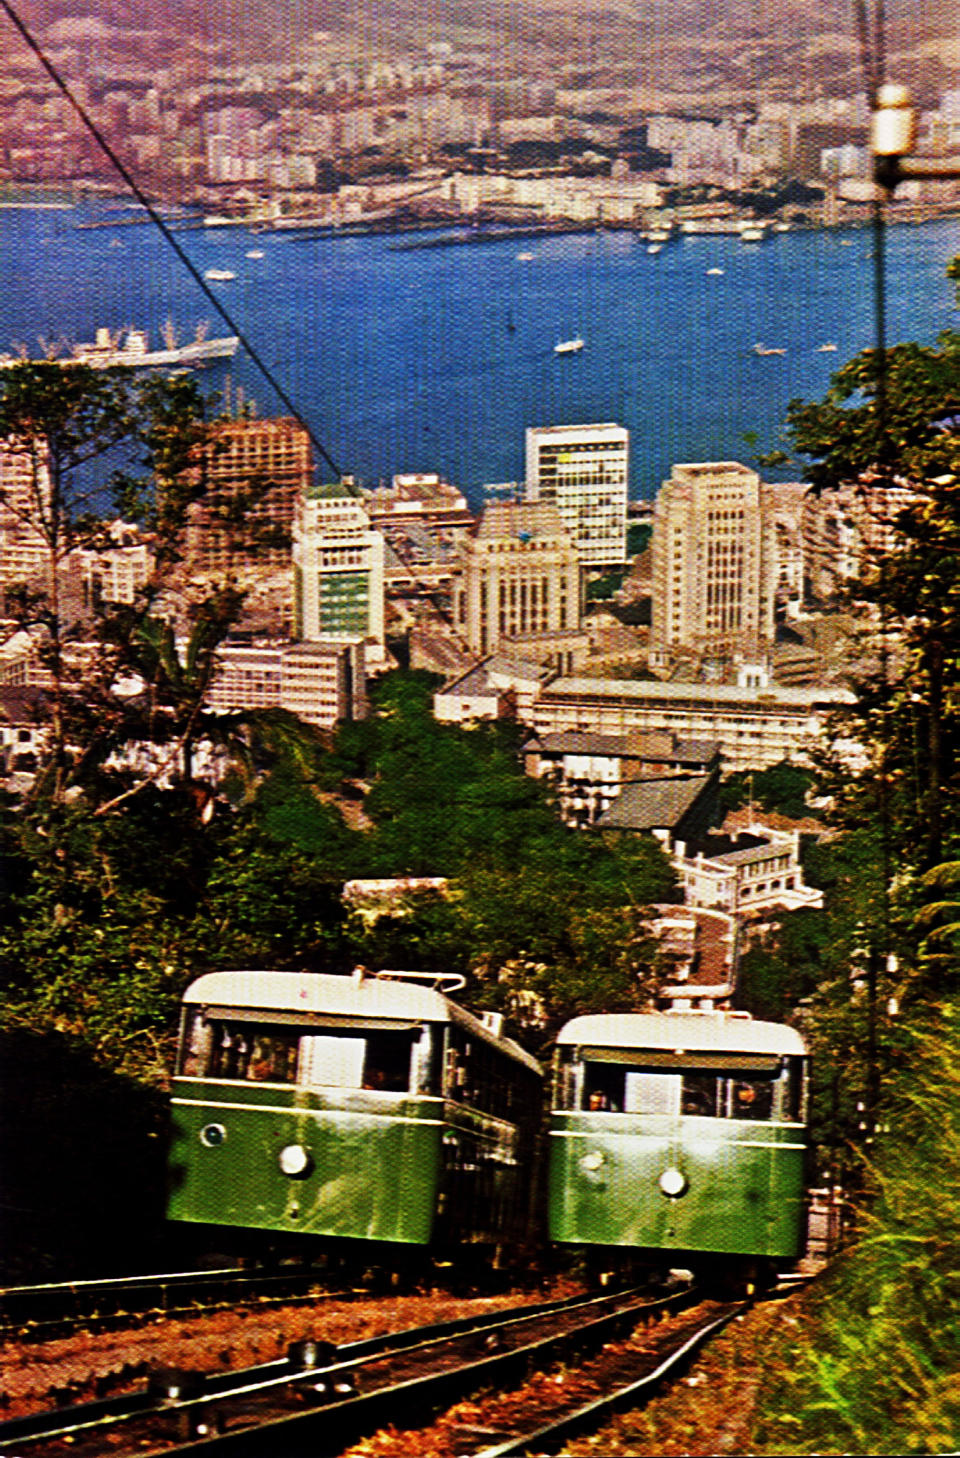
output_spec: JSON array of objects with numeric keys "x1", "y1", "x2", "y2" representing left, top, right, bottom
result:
[
  {"x1": 852, "y1": 0, "x2": 893, "y2": 1130},
  {"x1": 0, "y1": 0, "x2": 344, "y2": 482}
]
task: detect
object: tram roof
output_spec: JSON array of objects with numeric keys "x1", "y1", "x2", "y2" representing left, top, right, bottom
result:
[
  {"x1": 182, "y1": 970, "x2": 541, "y2": 1073},
  {"x1": 556, "y1": 1011, "x2": 806, "y2": 1057}
]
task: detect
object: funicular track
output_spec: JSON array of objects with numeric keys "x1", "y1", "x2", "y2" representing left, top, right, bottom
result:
[
  {"x1": 0, "y1": 1267, "x2": 356, "y2": 1343},
  {"x1": 0, "y1": 1281, "x2": 690, "y2": 1455}
]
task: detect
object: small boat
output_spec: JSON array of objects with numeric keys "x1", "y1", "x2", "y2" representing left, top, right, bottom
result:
[
  {"x1": 739, "y1": 225, "x2": 765, "y2": 243},
  {"x1": 554, "y1": 336, "x2": 584, "y2": 355},
  {"x1": 815, "y1": 342, "x2": 838, "y2": 352},
  {"x1": 516, "y1": 251, "x2": 535, "y2": 261},
  {"x1": 245, "y1": 249, "x2": 265, "y2": 260},
  {"x1": 647, "y1": 243, "x2": 663, "y2": 255},
  {"x1": 204, "y1": 268, "x2": 236, "y2": 282},
  {"x1": 752, "y1": 342, "x2": 786, "y2": 356},
  {"x1": 706, "y1": 267, "x2": 725, "y2": 276}
]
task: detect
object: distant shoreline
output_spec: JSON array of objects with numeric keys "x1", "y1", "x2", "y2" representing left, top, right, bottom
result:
[{"x1": 5, "y1": 178, "x2": 960, "y2": 240}]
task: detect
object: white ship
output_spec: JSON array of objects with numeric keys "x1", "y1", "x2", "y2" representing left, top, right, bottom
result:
[
  {"x1": 204, "y1": 268, "x2": 236, "y2": 282},
  {"x1": 0, "y1": 324, "x2": 239, "y2": 371},
  {"x1": 554, "y1": 336, "x2": 584, "y2": 355},
  {"x1": 752, "y1": 342, "x2": 786, "y2": 356}
]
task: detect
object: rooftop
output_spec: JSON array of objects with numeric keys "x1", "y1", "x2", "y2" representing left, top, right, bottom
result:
[
  {"x1": 543, "y1": 676, "x2": 856, "y2": 709},
  {"x1": 476, "y1": 500, "x2": 570, "y2": 542},
  {"x1": 596, "y1": 774, "x2": 713, "y2": 831}
]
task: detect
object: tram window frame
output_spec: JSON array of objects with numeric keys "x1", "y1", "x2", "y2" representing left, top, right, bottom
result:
[
  {"x1": 178, "y1": 1010, "x2": 428, "y2": 1094},
  {"x1": 570, "y1": 1054, "x2": 799, "y2": 1124}
]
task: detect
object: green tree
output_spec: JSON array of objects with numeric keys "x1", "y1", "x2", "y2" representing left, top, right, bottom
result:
[
  {"x1": 776, "y1": 311, "x2": 960, "y2": 870},
  {"x1": 718, "y1": 760, "x2": 818, "y2": 819}
]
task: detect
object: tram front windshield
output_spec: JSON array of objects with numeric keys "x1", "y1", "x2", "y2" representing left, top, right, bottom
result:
[
  {"x1": 178, "y1": 1009, "x2": 439, "y2": 1094},
  {"x1": 557, "y1": 1049, "x2": 805, "y2": 1123}
]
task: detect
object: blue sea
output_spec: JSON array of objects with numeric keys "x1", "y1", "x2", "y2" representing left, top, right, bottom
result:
[{"x1": 1, "y1": 203, "x2": 958, "y2": 504}]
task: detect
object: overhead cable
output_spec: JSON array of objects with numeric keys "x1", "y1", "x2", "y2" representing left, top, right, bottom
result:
[{"x1": 0, "y1": 0, "x2": 344, "y2": 481}]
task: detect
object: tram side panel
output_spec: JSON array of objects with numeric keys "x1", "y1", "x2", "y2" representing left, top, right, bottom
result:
[{"x1": 168, "y1": 1084, "x2": 443, "y2": 1244}]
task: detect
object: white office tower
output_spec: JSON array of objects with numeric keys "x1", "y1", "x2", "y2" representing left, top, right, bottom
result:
[
  {"x1": 293, "y1": 482, "x2": 386, "y2": 662},
  {"x1": 524, "y1": 423, "x2": 629, "y2": 566}
]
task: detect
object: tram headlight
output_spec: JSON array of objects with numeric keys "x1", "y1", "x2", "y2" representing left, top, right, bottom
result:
[
  {"x1": 279, "y1": 1143, "x2": 312, "y2": 1177},
  {"x1": 659, "y1": 1167, "x2": 687, "y2": 1198},
  {"x1": 578, "y1": 1149, "x2": 606, "y2": 1185},
  {"x1": 199, "y1": 1123, "x2": 226, "y2": 1148}
]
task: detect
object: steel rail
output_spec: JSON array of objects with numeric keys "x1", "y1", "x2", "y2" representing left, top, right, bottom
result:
[
  {"x1": 0, "y1": 1267, "x2": 356, "y2": 1341},
  {"x1": 155, "y1": 1287, "x2": 693, "y2": 1456},
  {"x1": 0, "y1": 1283, "x2": 669, "y2": 1449},
  {"x1": 469, "y1": 1275, "x2": 817, "y2": 1457},
  {"x1": 471, "y1": 1305, "x2": 744, "y2": 1457}
]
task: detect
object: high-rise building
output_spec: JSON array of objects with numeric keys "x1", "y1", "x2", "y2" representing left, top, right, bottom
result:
[
  {"x1": 455, "y1": 500, "x2": 580, "y2": 656},
  {"x1": 183, "y1": 417, "x2": 312, "y2": 584},
  {"x1": 524, "y1": 423, "x2": 628, "y2": 566},
  {"x1": 651, "y1": 462, "x2": 773, "y2": 663},
  {"x1": 0, "y1": 436, "x2": 51, "y2": 591},
  {"x1": 293, "y1": 482, "x2": 385, "y2": 658}
]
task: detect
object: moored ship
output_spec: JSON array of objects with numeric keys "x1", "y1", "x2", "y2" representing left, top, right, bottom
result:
[{"x1": 0, "y1": 322, "x2": 239, "y2": 371}]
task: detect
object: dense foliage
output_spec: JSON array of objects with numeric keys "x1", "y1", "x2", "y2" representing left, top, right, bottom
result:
[
  {"x1": 739, "y1": 262, "x2": 960, "y2": 1450},
  {"x1": 0, "y1": 662, "x2": 674, "y2": 1078}
]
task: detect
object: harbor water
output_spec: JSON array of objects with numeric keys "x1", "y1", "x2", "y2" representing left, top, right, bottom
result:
[{"x1": 0, "y1": 204, "x2": 957, "y2": 503}]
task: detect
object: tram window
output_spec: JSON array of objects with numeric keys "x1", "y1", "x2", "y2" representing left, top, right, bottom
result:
[
  {"x1": 202, "y1": 1023, "x2": 300, "y2": 1082},
  {"x1": 554, "y1": 1053, "x2": 580, "y2": 1112},
  {"x1": 300, "y1": 1033, "x2": 365, "y2": 1088},
  {"x1": 728, "y1": 1076, "x2": 774, "y2": 1120},
  {"x1": 300, "y1": 1030, "x2": 416, "y2": 1092},
  {"x1": 582, "y1": 1063, "x2": 625, "y2": 1111},
  {"x1": 682, "y1": 1072, "x2": 720, "y2": 1116},
  {"x1": 179, "y1": 1011, "x2": 214, "y2": 1077},
  {"x1": 246, "y1": 1031, "x2": 300, "y2": 1083},
  {"x1": 624, "y1": 1071, "x2": 680, "y2": 1115},
  {"x1": 445, "y1": 1028, "x2": 530, "y2": 1119},
  {"x1": 362, "y1": 1031, "x2": 416, "y2": 1092}
]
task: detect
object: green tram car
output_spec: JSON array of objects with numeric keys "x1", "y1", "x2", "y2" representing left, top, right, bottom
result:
[
  {"x1": 167, "y1": 970, "x2": 543, "y2": 1263},
  {"x1": 548, "y1": 1011, "x2": 808, "y2": 1275}
]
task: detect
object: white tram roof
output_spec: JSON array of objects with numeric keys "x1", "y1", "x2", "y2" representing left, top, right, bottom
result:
[
  {"x1": 556, "y1": 1011, "x2": 806, "y2": 1057},
  {"x1": 182, "y1": 970, "x2": 541, "y2": 1074}
]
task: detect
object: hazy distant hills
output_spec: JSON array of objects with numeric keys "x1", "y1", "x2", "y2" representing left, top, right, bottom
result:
[{"x1": 12, "y1": 1, "x2": 960, "y2": 106}]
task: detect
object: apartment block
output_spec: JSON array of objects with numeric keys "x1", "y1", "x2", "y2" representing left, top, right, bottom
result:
[
  {"x1": 207, "y1": 637, "x2": 367, "y2": 728},
  {"x1": 183, "y1": 417, "x2": 312, "y2": 585},
  {"x1": 525, "y1": 423, "x2": 628, "y2": 566},
  {"x1": 529, "y1": 675, "x2": 857, "y2": 772},
  {"x1": 673, "y1": 824, "x2": 823, "y2": 918},
  {"x1": 803, "y1": 478, "x2": 920, "y2": 602}
]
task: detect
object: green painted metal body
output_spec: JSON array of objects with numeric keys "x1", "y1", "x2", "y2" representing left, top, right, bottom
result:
[
  {"x1": 548, "y1": 1111, "x2": 806, "y2": 1260},
  {"x1": 167, "y1": 1081, "x2": 443, "y2": 1244}
]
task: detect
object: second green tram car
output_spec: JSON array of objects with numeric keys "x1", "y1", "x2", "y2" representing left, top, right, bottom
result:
[
  {"x1": 166, "y1": 970, "x2": 542, "y2": 1259},
  {"x1": 548, "y1": 1011, "x2": 808, "y2": 1269}
]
